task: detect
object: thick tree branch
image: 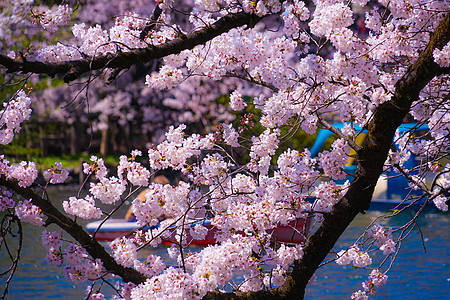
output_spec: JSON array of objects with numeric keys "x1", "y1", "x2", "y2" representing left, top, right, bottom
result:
[
  {"x1": 287, "y1": 11, "x2": 450, "y2": 298},
  {"x1": 0, "y1": 11, "x2": 262, "y2": 83},
  {"x1": 0, "y1": 175, "x2": 147, "y2": 285}
]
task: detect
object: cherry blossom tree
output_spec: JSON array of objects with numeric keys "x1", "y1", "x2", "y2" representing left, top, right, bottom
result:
[
  {"x1": 1, "y1": 0, "x2": 449, "y2": 299},
  {"x1": 1, "y1": 0, "x2": 240, "y2": 155}
]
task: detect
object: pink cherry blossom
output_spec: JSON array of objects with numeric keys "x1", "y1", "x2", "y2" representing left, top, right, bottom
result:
[{"x1": 15, "y1": 199, "x2": 45, "y2": 226}]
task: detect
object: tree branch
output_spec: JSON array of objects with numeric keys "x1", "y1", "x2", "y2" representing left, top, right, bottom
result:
[
  {"x1": 204, "y1": 11, "x2": 450, "y2": 300},
  {"x1": 0, "y1": 175, "x2": 147, "y2": 285},
  {"x1": 0, "y1": 11, "x2": 263, "y2": 83},
  {"x1": 316, "y1": 116, "x2": 362, "y2": 152},
  {"x1": 140, "y1": 5, "x2": 163, "y2": 40},
  {"x1": 287, "y1": 10, "x2": 450, "y2": 297}
]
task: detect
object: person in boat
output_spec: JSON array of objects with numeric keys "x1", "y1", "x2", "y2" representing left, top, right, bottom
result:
[{"x1": 125, "y1": 175, "x2": 171, "y2": 221}]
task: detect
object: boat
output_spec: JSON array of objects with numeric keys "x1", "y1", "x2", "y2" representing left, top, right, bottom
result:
[
  {"x1": 86, "y1": 217, "x2": 311, "y2": 245},
  {"x1": 86, "y1": 218, "x2": 144, "y2": 242}
]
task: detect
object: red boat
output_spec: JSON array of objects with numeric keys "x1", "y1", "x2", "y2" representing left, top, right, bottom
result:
[{"x1": 86, "y1": 217, "x2": 311, "y2": 245}]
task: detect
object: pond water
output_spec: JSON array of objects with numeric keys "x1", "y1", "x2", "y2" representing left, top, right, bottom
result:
[{"x1": 1, "y1": 187, "x2": 449, "y2": 299}]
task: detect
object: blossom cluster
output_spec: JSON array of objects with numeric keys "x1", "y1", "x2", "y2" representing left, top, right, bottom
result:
[
  {"x1": 249, "y1": 129, "x2": 280, "y2": 175},
  {"x1": 63, "y1": 244, "x2": 106, "y2": 283},
  {"x1": 89, "y1": 176, "x2": 126, "y2": 204},
  {"x1": 137, "y1": 181, "x2": 195, "y2": 229},
  {"x1": 260, "y1": 246, "x2": 301, "y2": 287},
  {"x1": 351, "y1": 289, "x2": 369, "y2": 300},
  {"x1": 229, "y1": 90, "x2": 246, "y2": 111},
  {"x1": 145, "y1": 65, "x2": 184, "y2": 90},
  {"x1": 352, "y1": 269, "x2": 388, "y2": 299},
  {"x1": 365, "y1": 269, "x2": 388, "y2": 293},
  {"x1": 85, "y1": 286, "x2": 106, "y2": 300},
  {"x1": 281, "y1": 0, "x2": 310, "y2": 39},
  {"x1": 195, "y1": 153, "x2": 231, "y2": 185},
  {"x1": 336, "y1": 245, "x2": 372, "y2": 268},
  {"x1": 41, "y1": 233, "x2": 107, "y2": 284},
  {"x1": 43, "y1": 162, "x2": 69, "y2": 184},
  {"x1": 14, "y1": 199, "x2": 45, "y2": 226},
  {"x1": 314, "y1": 180, "x2": 348, "y2": 214},
  {"x1": 62, "y1": 196, "x2": 103, "y2": 219},
  {"x1": 8, "y1": 161, "x2": 38, "y2": 188},
  {"x1": 318, "y1": 139, "x2": 350, "y2": 180},
  {"x1": 148, "y1": 124, "x2": 215, "y2": 170},
  {"x1": 310, "y1": 2, "x2": 353, "y2": 38},
  {"x1": 134, "y1": 254, "x2": 166, "y2": 277},
  {"x1": 221, "y1": 123, "x2": 240, "y2": 147},
  {"x1": 0, "y1": 90, "x2": 32, "y2": 145},
  {"x1": 131, "y1": 183, "x2": 168, "y2": 227},
  {"x1": 186, "y1": 237, "x2": 261, "y2": 294},
  {"x1": 190, "y1": 224, "x2": 209, "y2": 240},
  {"x1": 433, "y1": 41, "x2": 450, "y2": 67},
  {"x1": 131, "y1": 266, "x2": 199, "y2": 300},
  {"x1": 0, "y1": 187, "x2": 15, "y2": 211},
  {"x1": 310, "y1": 2, "x2": 355, "y2": 52},
  {"x1": 32, "y1": 4, "x2": 72, "y2": 32},
  {"x1": 117, "y1": 152, "x2": 151, "y2": 186},
  {"x1": 242, "y1": 0, "x2": 282, "y2": 16},
  {"x1": 42, "y1": 230, "x2": 64, "y2": 266},
  {"x1": 83, "y1": 156, "x2": 108, "y2": 179},
  {"x1": 111, "y1": 237, "x2": 138, "y2": 268},
  {"x1": 368, "y1": 224, "x2": 395, "y2": 255},
  {"x1": 276, "y1": 148, "x2": 318, "y2": 192},
  {"x1": 42, "y1": 229, "x2": 63, "y2": 249},
  {"x1": 432, "y1": 195, "x2": 448, "y2": 212},
  {"x1": 29, "y1": 10, "x2": 176, "y2": 62}
]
